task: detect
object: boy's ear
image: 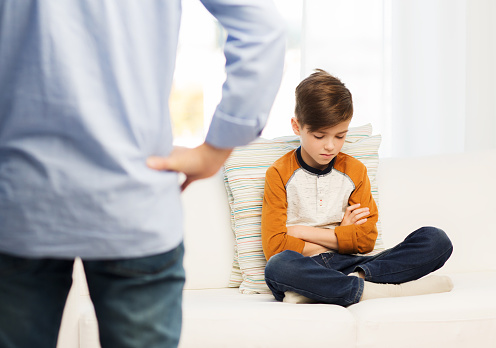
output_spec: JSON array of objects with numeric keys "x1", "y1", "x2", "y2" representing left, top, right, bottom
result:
[{"x1": 291, "y1": 117, "x2": 301, "y2": 136}]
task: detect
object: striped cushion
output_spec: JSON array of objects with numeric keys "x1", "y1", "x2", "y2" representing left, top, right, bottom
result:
[{"x1": 223, "y1": 124, "x2": 383, "y2": 294}]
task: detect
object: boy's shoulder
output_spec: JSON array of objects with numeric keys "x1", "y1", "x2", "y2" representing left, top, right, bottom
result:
[
  {"x1": 334, "y1": 152, "x2": 367, "y2": 174},
  {"x1": 266, "y1": 149, "x2": 299, "y2": 182},
  {"x1": 271, "y1": 148, "x2": 298, "y2": 169}
]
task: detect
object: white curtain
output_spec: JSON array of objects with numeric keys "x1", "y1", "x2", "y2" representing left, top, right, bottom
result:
[
  {"x1": 464, "y1": 0, "x2": 496, "y2": 152},
  {"x1": 391, "y1": 0, "x2": 496, "y2": 157},
  {"x1": 301, "y1": 0, "x2": 496, "y2": 158}
]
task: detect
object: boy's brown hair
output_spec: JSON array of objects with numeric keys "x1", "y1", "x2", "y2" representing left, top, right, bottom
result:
[{"x1": 295, "y1": 69, "x2": 353, "y2": 132}]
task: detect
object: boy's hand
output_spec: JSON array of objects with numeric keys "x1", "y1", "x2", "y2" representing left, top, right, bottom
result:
[
  {"x1": 146, "y1": 143, "x2": 232, "y2": 191},
  {"x1": 340, "y1": 203, "x2": 370, "y2": 227}
]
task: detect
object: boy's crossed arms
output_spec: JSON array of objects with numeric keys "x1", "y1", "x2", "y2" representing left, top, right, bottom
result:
[{"x1": 286, "y1": 203, "x2": 370, "y2": 256}]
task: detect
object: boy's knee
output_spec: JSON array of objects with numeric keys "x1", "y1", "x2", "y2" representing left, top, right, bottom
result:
[
  {"x1": 420, "y1": 226, "x2": 453, "y2": 253},
  {"x1": 265, "y1": 250, "x2": 301, "y2": 280},
  {"x1": 265, "y1": 250, "x2": 289, "y2": 274}
]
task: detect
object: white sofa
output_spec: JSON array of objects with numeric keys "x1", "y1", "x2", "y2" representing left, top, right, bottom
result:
[{"x1": 57, "y1": 149, "x2": 496, "y2": 348}]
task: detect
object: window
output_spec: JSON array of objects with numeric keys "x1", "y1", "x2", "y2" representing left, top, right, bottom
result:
[
  {"x1": 170, "y1": 0, "x2": 304, "y2": 146},
  {"x1": 171, "y1": 0, "x2": 389, "y2": 154}
]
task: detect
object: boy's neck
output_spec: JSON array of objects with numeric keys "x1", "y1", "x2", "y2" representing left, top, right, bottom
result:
[{"x1": 296, "y1": 147, "x2": 335, "y2": 175}]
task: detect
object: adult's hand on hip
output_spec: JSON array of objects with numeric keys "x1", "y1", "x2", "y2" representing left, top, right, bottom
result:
[{"x1": 147, "y1": 143, "x2": 232, "y2": 191}]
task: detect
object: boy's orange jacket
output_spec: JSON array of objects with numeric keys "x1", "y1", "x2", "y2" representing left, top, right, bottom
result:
[{"x1": 261, "y1": 148, "x2": 378, "y2": 260}]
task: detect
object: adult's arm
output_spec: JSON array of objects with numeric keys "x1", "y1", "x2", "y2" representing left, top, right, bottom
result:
[
  {"x1": 148, "y1": 0, "x2": 286, "y2": 188},
  {"x1": 200, "y1": 0, "x2": 286, "y2": 149}
]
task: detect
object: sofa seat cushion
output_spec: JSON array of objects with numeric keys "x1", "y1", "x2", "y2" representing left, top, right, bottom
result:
[
  {"x1": 348, "y1": 271, "x2": 496, "y2": 348},
  {"x1": 179, "y1": 288, "x2": 356, "y2": 348}
]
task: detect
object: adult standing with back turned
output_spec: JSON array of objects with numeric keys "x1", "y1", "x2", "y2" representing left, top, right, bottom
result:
[{"x1": 0, "y1": 1, "x2": 286, "y2": 347}]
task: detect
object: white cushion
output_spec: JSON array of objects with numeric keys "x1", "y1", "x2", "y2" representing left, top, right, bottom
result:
[
  {"x1": 179, "y1": 288, "x2": 356, "y2": 348},
  {"x1": 182, "y1": 173, "x2": 235, "y2": 290},
  {"x1": 348, "y1": 271, "x2": 496, "y2": 348}
]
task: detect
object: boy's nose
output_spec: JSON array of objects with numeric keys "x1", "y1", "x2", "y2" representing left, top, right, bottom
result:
[{"x1": 324, "y1": 141, "x2": 334, "y2": 151}]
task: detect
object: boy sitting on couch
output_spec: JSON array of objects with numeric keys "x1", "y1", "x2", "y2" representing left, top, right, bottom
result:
[{"x1": 261, "y1": 69, "x2": 454, "y2": 306}]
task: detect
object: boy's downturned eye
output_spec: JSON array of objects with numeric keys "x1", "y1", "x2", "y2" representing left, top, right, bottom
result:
[
  {"x1": 313, "y1": 135, "x2": 324, "y2": 139},
  {"x1": 336, "y1": 136, "x2": 345, "y2": 140}
]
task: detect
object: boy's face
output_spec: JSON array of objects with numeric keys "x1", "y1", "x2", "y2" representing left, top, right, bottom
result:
[{"x1": 291, "y1": 118, "x2": 350, "y2": 170}]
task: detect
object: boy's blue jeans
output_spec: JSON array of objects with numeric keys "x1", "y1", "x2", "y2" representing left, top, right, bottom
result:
[
  {"x1": 0, "y1": 242, "x2": 185, "y2": 348},
  {"x1": 265, "y1": 227, "x2": 453, "y2": 307}
]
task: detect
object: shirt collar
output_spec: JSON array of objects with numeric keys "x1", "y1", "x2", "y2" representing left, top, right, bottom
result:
[{"x1": 296, "y1": 147, "x2": 335, "y2": 175}]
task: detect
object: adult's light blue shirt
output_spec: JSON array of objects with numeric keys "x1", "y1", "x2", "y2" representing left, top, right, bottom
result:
[{"x1": 0, "y1": 0, "x2": 286, "y2": 259}]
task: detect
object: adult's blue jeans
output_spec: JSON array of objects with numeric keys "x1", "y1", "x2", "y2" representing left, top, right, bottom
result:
[
  {"x1": 0, "y1": 242, "x2": 185, "y2": 348},
  {"x1": 265, "y1": 227, "x2": 453, "y2": 307}
]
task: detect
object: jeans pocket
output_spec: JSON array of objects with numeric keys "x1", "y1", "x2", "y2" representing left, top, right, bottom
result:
[
  {"x1": 319, "y1": 252, "x2": 336, "y2": 268},
  {"x1": 0, "y1": 252, "x2": 31, "y2": 276}
]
